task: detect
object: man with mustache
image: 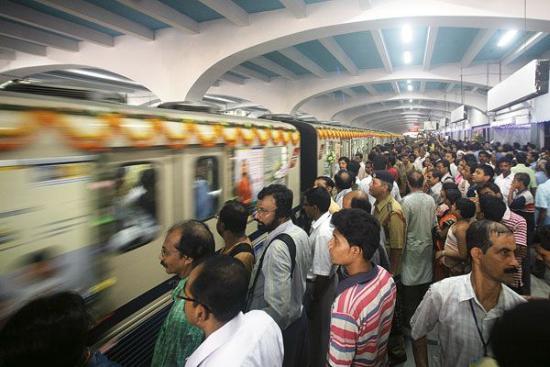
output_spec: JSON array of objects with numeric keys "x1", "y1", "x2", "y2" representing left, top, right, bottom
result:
[
  {"x1": 152, "y1": 221, "x2": 215, "y2": 367},
  {"x1": 411, "y1": 220, "x2": 525, "y2": 367},
  {"x1": 246, "y1": 184, "x2": 311, "y2": 367}
]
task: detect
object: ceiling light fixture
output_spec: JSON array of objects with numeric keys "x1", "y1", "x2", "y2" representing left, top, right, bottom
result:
[
  {"x1": 401, "y1": 25, "x2": 413, "y2": 43},
  {"x1": 407, "y1": 84, "x2": 413, "y2": 92},
  {"x1": 497, "y1": 30, "x2": 518, "y2": 48},
  {"x1": 403, "y1": 51, "x2": 412, "y2": 64},
  {"x1": 409, "y1": 98, "x2": 413, "y2": 103}
]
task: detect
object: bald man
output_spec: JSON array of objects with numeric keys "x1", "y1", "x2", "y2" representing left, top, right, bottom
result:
[{"x1": 342, "y1": 190, "x2": 371, "y2": 213}]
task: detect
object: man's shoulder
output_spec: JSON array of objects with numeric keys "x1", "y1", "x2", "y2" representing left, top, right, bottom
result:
[{"x1": 429, "y1": 274, "x2": 468, "y2": 297}]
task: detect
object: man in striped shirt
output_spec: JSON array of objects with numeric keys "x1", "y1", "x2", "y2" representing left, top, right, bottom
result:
[{"x1": 327, "y1": 209, "x2": 397, "y2": 367}]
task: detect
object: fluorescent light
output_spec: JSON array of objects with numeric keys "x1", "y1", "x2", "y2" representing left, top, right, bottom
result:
[
  {"x1": 401, "y1": 25, "x2": 413, "y2": 43},
  {"x1": 409, "y1": 98, "x2": 413, "y2": 103},
  {"x1": 407, "y1": 84, "x2": 413, "y2": 91},
  {"x1": 403, "y1": 51, "x2": 412, "y2": 64},
  {"x1": 497, "y1": 30, "x2": 518, "y2": 48},
  {"x1": 407, "y1": 79, "x2": 412, "y2": 84}
]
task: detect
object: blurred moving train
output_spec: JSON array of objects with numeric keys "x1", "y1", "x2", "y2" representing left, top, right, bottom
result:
[{"x1": 0, "y1": 90, "x2": 397, "y2": 356}]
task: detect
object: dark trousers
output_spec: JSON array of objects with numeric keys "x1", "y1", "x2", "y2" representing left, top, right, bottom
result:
[
  {"x1": 401, "y1": 283, "x2": 431, "y2": 328},
  {"x1": 304, "y1": 277, "x2": 337, "y2": 367},
  {"x1": 388, "y1": 277, "x2": 407, "y2": 365},
  {"x1": 283, "y1": 311, "x2": 310, "y2": 367}
]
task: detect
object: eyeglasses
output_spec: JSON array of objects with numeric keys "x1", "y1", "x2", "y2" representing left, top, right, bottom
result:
[
  {"x1": 176, "y1": 292, "x2": 211, "y2": 312},
  {"x1": 254, "y1": 207, "x2": 276, "y2": 215}
]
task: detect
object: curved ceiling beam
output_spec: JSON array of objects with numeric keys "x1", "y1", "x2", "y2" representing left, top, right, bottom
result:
[{"x1": 350, "y1": 106, "x2": 450, "y2": 124}]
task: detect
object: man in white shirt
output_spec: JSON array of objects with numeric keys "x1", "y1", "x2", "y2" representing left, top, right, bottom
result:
[
  {"x1": 426, "y1": 169, "x2": 443, "y2": 204},
  {"x1": 495, "y1": 157, "x2": 515, "y2": 201},
  {"x1": 411, "y1": 220, "x2": 525, "y2": 367},
  {"x1": 302, "y1": 187, "x2": 335, "y2": 367},
  {"x1": 184, "y1": 256, "x2": 283, "y2": 367},
  {"x1": 445, "y1": 151, "x2": 459, "y2": 178},
  {"x1": 334, "y1": 170, "x2": 353, "y2": 207}
]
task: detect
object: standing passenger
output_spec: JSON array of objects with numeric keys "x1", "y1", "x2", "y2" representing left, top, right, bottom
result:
[
  {"x1": 327, "y1": 209, "x2": 396, "y2": 367},
  {"x1": 152, "y1": 221, "x2": 215, "y2": 367},
  {"x1": 246, "y1": 184, "x2": 311, "y2": 367},
  {"x1": 215, "y1": 200, "x2": 255, "y2": 275},
  {"x1": 314, "y1": 176, "x2": 341, "y2": 214}
]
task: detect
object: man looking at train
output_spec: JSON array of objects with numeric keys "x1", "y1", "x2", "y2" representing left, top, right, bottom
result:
[
  {"x1": 184, "y1": 256, "x2": 283, "y2": 367},
  {"x1": 313, "y1": 176, "x2": 340, "y2": 214},
  {"x1": 247, "y1": 184, "x2": 311, "y2": 367},
  {"x1": 152, "y1": 221, "x2": 216, "y2": 367},
  {"x1": 411, "y1": 220, "x2": 525, "y2": 367}
]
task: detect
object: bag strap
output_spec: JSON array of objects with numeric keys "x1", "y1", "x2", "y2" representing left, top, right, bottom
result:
[
  {"x1": 226, "y1": 242, "x2": 254, "y2": 258},
  {"x1": 247, "y1": 233, "x2": 297, "y2": 309}
]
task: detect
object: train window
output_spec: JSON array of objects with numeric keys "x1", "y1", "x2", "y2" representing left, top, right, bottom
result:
[
  {"x1": 194, "y1": 156, "x2": 221, "y2": 221},
  {"x1": 108, "y1": 162, "x2": 160, "y2": 253}
]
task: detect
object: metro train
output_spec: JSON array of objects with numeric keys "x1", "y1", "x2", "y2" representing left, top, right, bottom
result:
[{"x1": 0, "y1": 90, "x2": 397, "y2": 345}]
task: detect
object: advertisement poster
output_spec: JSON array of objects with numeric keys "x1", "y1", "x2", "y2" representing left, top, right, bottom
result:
[
  {"x1": 234, "y1": 148, "x2": 264, "y2": 205},
  {"x1": 264, "y1": 146, "x2": 288, "y2": 186}
]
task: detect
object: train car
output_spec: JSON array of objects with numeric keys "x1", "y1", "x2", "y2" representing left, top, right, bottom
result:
[{"x1": 0, "y1": 91, "x2": 396, "y2": 360}]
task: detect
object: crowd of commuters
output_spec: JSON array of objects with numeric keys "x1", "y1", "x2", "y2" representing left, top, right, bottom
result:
[{"x1": 2, "y1": 135, "x2": 550, "y2": 367}]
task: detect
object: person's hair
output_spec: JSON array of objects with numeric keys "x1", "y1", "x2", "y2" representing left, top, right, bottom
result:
[
  {"x1": 338, "y1": 156, "x2": 350, "y2": 165},
  {"x1": 428, "y1": 168, "x2": 442, "y2": 181},
  {"x1": 529, "y1": 151, "x2": 540, "y2": 161},
  {"x1": 479, "y1": 150, "x2": 491, "y2": 159},
  {"x1": 407, "y1": 170, "x2": 424, "y2": 188},
  {"x1": 445, "y1": 151, "x2": 457, "y2": 159},
  {"x1": 477, "y1": 164, "x2": 495, "y2": 179},
  {"x1": 442, "y1": 181, "x2": 458, "y2": 191},
  {"x1": 350, "y1": 196, "x2": 372, "y2": 214},
  {"x1": 0, "y1": 292, "x2": 91, "y2": 367},
  {"x1": 490, "y1": 300, "x2": 550, "y2": 367},
  {"x1": 437, "y1": 159, "x2": 450, "y2": 170},
  {"x1": 258, "y1": 184, "x2": 293, "y2": 218},
  {"x1": 304, "y1": 187, "x2": 331, "y2": 213},
  {"x1": 444, "y1": 188, "x2": 461, "y2": 206},
  {"x1": 388, "y1": 154, "x2": 397, "y2": 167},
  {"x1": 347, "y1": 160, "x2": 360, "y2": 178},
  {"x1": 513, "y1": 172, "x2": 530, "y2": 187},
  {"x1": 545, "y1": 160, "x2": 550, "y2": 177},
  {"x1": 497, "y1": 156, "x2": 512, "y2": 166},
  {"x1": 172, "y1": 220, "x2": 215, "y2": 265},
  {"x1": 372, "y1": 155, "x2": 388, "y2": 170},
  {"x1": 515, "y1": 151, "x2": 527, "y2": 164},
  {"x1": 456, "y1": 198, "x2": 476, "y2": 219},
  {"x1": 463, "y1": 153, "x2": 477, "y2": 165},
  {"x1": 190, "y1": 255, "x2": 248, "y2": 323},
  {"x1": 479, "y1": 195, "x2": 507, "y2": 222},
  {"x1": 467, "y1": 162, "x2": 478, "y2": 175},
  {"x1": 315, "y1": 176, "x2": 335, "y2": 190},
  {"x1": 476, "y1": 182, "x2": 502, "y2": 196},
  {"x1": 535, "y1": 225, "x2": 550, "y2": 251},
  {"x1": 331, "y1": 209, "x2": 380, "y2": 261},
  {"x1": 218, "y1": 200, "x2": 248, "y2": 235},
  {"x1": 334, "y1": 169, "x2": 353, "y2": 190},
  {"x1": 466, "y1": 219, "x2": 512, "y2": 255},
  {"x1": 355, "y1": 152, "x2": 363, "y2": 160}
]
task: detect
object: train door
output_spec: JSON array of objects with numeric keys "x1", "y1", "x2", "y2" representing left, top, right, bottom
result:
[
  {"x1": 99, "y1": 149, "x2": 176, "y2": 312},
  {"x1": 181, "y1": 147, "x2": 226, "y2": 249}
]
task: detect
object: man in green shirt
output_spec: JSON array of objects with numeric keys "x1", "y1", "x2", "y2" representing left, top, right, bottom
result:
[
  {"x1": 151, "y1": 220, "x2": 215, "y2": 367},
  {"x1": 512, "y1": 152, "x2": 537, "y2": 192}
]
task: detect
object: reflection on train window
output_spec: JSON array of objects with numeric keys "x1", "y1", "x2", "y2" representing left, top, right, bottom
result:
[
  {"x1": 108, "y1": 163, "x2": 160, "y2": 253},
  {"x1": 194, "y1": 156, "x2": 221, "y2": 221}
]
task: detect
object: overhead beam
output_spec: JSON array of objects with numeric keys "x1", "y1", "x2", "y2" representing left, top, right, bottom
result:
[
  {"x1": 0, "y1": 35, "x2": 46, "y2": 56},
  {"x1": 502, "y1": 32, "x2": 548, "y2": 65},
  {"x1": 198, "y1": 0, "x2": 249, "y2": 26},
  {"x1": 461, "y1": 29, "x2": 495, "y2": 68},
  {"x1": 423, "y1": 26, "x2": 438, "y2": 70},
  {"x1": 232, "y1": 65, "x2": 270, "y2": 82},
  {"x1": 250, "y1": 56, "x2": 297, "y2": 80},
  {"x1": 446, "y1": 83, "x2": 456, "y2": 92},
  {"x1": 391, "y1": 81, "x2": 400, "y2": 94},
  {"x1": 35, "y1": 0, "x2": 155, "y2": 40},
  {"x1": 116, "y1": 0, "x2": 199, "y2": 33},
  {"x1": 0, "y1": 49, "x2": 15, "y2": 60},
  {"x1": 319, "y1": 37, "x2": 358, "y2": 75},
  {"x1": 221, "y1": 73, "x2": 246, "y2": 85},
  {"x1": 0, "y1": 19, "x2": 79, "y2": 52},
  {"x1": 345, "y1": 88, "x2": 359, "y2": 97},
  {"x1": 279, "y1": 47, "x2": 327, "y2": 78},
  {"x1": 0, "y1": 1, "x2": 113, "y2": 47},
  {"x1": 279, "y1": 0, "x2": 307, "y2": 18},
  {"x1": 420, "y1": 81, "x2": 426, "y2": 93},
  {"x1": 472, "y1": 87, "x2": 479, "y2": 93},
  {"x1": 365, "y1": 85, "x2": 378, "y2": 95},
  {"x1": 371, "y1": 29, "x2": 393, "y2": 73}
]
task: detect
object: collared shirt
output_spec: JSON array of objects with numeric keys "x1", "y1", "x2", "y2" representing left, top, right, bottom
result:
[
  {"x1": 152, "y1": 278, "x2": 204, "y2": 367},
  {"x1": 535, "y1": 179, "x2": 550, "y2": 225},
  {"x1": 401, "y1": 192, "x2": 436, "y2": 286},
  {"x1": 441, "y1": 172, "x2": 454, "y2": 183},
  {"x1": 511, "y1": 164, "x2": 538, "y2": 188},
  {"x1": 429, "y1": 181, "x2": 443, "y2": 204},
  {"x1": 247, "y1": 220, "x2": 311, "y2": 329},
  {"x1": 329, "y1": 197, "x2": 341, "y2": 214},
  {"x1": 501, "y1": 207, "x2": 527, "y2": 288},
  {"x1": 374, "y1": 195, "x2": 406, "y2": 266},
  {"x1": 185, "y1": 311, "x2": 283, "y2": 367},
  {"x1": 359, "y1": 176, "x2": 402, "y2": 210},
  {"x1": 335, "y1": 188, "x2": 352, "y2": 207},
  {"x1": 410, "y1": 273, "x2": 526, "y2": 367},
  {"x1": 307, "y1": 211, "x2": 334, "y2": 280},
  {"x1": 328, "y1": 265, "x2": 396, "y2": 367},
  {"x1": 450, "y1": 162, "x2": 458, "y2": 178},
  {"x1": 494, "y1": 172, "x2": 515, "y2": 201}
]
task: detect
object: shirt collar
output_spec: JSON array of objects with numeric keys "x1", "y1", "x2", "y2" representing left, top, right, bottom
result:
[
  {"x1": 336, "y1": 264, "x2": 379, "y2": 296},
  {"x1": 264, "y1": 219, "x2": 293, "y2": 245},
  {"x1": 185, "y1": 312, "x2": 244, "y2": 367},
  {"x1": 311, "y1": 211, "x2": 331, "y2": 231},
  {"x1": 375, "y1": 194, "x2": 392, "y2": 210},
  {"x1": 457, "y1": 273, "x2": 508, "y2": 313},
  {"x1": 502, "y1": 206, "x2": 511, "y2": 220}
]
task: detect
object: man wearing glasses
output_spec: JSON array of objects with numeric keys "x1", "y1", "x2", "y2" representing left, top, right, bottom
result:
[
  {"x1": 246, "y1": 184, "x2": 311, "y2": 367},
  {"x1": 151, "y1": 221, "x2": 215, "y2": 367},
  {"x1": 183, "y1": 255, "x2": 283, "y2": 367}
]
